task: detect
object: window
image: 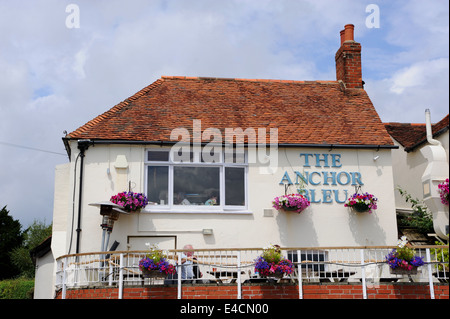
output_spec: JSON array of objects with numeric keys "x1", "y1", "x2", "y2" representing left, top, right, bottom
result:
[
  {"x1": 174, "y1": 166, "x2": 220, "y2": 205},
  {"x1": 147, "y1": 166, "x2": 168, "y2": 205},
  {"x1": 287, "y1": 250, "x2": 328, "y2": 272},
  {"x1": 225, "y1": 167, "x2": 245, "y2": 205},
  {"x1": 144, "y1": 148, "x2": 247, "y2": 211},
  {"x1": 148, "y1": 150, "x2": 170, "y2": 162}
]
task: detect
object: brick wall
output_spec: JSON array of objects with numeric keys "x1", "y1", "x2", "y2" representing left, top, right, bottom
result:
[
  {"x1": 57, "y1": 283, "x2": 449, "y2": 300},
  {"x1": 335, "y1": 42, "x2": 363, "y2": 89}
]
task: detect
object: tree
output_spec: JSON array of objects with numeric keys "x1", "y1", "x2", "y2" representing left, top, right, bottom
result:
[
  {"x1": 10, "y1": 220, "x2": 52, "y2": 278},
  {"x1": 0, "y1": 206, "x2": 23, "y2": 279}
]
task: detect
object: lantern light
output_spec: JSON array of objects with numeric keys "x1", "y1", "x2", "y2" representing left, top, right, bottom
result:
[{"x1": 89, "y1": 201, "x2": 129, "y2": 252}]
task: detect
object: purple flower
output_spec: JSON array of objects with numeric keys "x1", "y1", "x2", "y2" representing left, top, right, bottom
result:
[
  {"x1": 385, "y1": 249, "x2": 424, "y2": 270},
  {"x1": 139, "y1": 256, "x2": 175, "y2": 275},
  {"x1": 254, "y1": 256, "x2": 294, "y2": 276},
  {"x1": 344, "y1": 192, "x2": 378, "y2": 213},
  {"x1": 438, "y1": 179, "x2": 449, "y2": 206},
  {"x1": 272, "y1": 194, "x2": 310, "y2": 213},
  {"x1": 110, "y1": 191, "x2": 148, "y2": 212}
]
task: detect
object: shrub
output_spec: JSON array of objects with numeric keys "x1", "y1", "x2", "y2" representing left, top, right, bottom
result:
[{"x1": 0, "y1": 278, "x2": 34, "y2": 299}]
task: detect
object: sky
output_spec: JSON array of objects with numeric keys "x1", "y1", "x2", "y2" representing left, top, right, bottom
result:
[{"x1": 0, "y1": 0, "x2": 448, "y2": 229}]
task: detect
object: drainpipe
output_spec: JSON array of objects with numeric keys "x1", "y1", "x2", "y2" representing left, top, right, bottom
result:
[
  {"x1": 75, "y1": 139, "x2": 92, "y2": 254},
  {"x1": 425, "y1": 109, "x2": 441, "y2": 146}
]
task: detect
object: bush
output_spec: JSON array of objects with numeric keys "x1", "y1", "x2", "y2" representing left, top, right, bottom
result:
[
  {"x1": 397, "y1": 187, "x2": 434, "y2": 234},
  {"x1": 0, "y1": 278, "x2": 34, "y2": 299},
  {"x1": 9, "y1": 220, "x2": 52, "y2": 279},
  {"x1": 435, "y1": 241, "x2": 449, "y2": 271}
]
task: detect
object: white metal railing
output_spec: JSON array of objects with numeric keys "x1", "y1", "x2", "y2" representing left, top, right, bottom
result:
[{"x1": 55, "y1": 246, "x2": 448, "y2": 299}]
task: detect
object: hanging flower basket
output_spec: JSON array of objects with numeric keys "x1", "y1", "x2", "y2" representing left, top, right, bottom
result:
[
  {"x1": 385, "y1": 236, "x2": 424, "y2": 275},
  {"x1": 344, "y1": 192, "x2": 378, "y2": 213},
  {"x1": 254, "y1": 245, "x2": 295, "y2": 279},
  {"x1": 110, "y1": 191, "x2": 148, "y2": 212},
  {"x1": 389, "y1": 266, "x2": 418, "y2": 275},
  {"x1": 139, "y1": 244, "x2": 176, "y2": 278},
  {"x1": 141, "y1": 268, "x2": 167, "y2": 279},
  {"x1": 351, "y1": 203, "x2": 371, "y2": 213},
  {"x1": 438, "y1": 178, "x2": 449, "y2": 206},
  {"x1": 272, "y1": 193, "x2": 310, "y2": 214},
  {"x1": 259, "y1": 271, "x2": 285, "y2": 279}
]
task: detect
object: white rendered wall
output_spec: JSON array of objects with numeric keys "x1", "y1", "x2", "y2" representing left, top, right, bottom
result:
[
  {"x1": 52, "y1": 142, "x2": 398, "y2": 256},
  {"x1": 390, "y1": 131, "x2": 449, "y2": 210}
]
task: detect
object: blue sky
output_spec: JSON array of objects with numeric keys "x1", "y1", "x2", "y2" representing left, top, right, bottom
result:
[{"x1": 0, "y1": 0, "x2": 448, "y2": 228}]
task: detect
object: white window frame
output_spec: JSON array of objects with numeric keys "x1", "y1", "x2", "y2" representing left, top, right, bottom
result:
[{"x1": 144, "y1": 147, "x2": 250, "y2": 214}]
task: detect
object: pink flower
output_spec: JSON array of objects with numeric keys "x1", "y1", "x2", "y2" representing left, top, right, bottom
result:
[{"x1": 110, "y1": 191, "x2": 148, "y2": 212}]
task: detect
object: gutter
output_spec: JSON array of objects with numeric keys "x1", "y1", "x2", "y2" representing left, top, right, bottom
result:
[
  {"x1": 62, "y1": 137, "x2": 71, "y2": 159},
  {"x1": 63, "y1": 138, "x2": 398, "y2": 150},
  {"x1": 276, "y1": 143, "x2": 398, "y2": 150}
]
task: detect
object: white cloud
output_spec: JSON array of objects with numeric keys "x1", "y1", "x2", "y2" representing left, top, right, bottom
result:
[
  {"x1": 73, "y1": 49, "x2": 88, "y2": 79},
  {"x1": 362, "y1": 0, "x2": 449, "y2": 123},
  {"x1": 390, "y1": 58, "x2": 449, "y2": 94},
  {"x1": 365, "y1": 58, "x2": 449, "y2": 123},
  {"x1": 384, "y1": 0, "x2": 449, "y2": 63}
]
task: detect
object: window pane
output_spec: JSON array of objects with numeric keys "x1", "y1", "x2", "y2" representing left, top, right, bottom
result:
[
  {"x1": 173, "y1": 167, "x2": 220, "y2": 205},
  {"x1": 201, "y1": 147, "x2": 221, "y2": 163},
  {"x1": 287, "y1": 250, "x2": 326, "y2": 272},
  {"x1": 224, "y1": 149, "x2": 246, "y2": 164},
  {"x1": 147, "y1": 166, "x2": 168, "y2": 205},
  {"x1": 225, "y1": 167, "x2": 245, "y2": 206},
  {"x1": 172, "y1": 149, "x2": 194, "y2": 163},
  {"x1": 147, "y1": 150, "x2": 169, "y2": 162}
]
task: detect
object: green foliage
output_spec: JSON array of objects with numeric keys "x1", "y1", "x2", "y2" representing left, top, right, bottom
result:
[
  {"x1": 435, "y1": 241, "x2": 449, "y2": 271},
  {"x1": 0, "y1": 206, "x2": 24, "y2": 280},
  {"x1": 10, "y1": 247, "x2": 35, "y2": 278},
  {"x1": 10, "y1": 220, "x2": 52, "y2": 278},
  {"x1": 145, "y1": 244, "x2": 167, "y2": 263},
  {"x1": 261, "y1": 244, "x2": 282, "y2": 264},
  {"x1": 396, "y1": 246, "x2": 415, "y2": 261},
  {"x1": 396, "y1": 187, "x2": 434, "y2": 234},
  {"x1": 0, "y1": 278, "x2": 34, "y2": 299}
]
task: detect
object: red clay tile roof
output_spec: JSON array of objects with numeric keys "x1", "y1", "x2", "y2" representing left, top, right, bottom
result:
[
  {"x1": 384, "y1": 114, "x2": 449, "y2": 151},
  {"x1": 68, "y1": 76, "x2": 394, "y2": 147}
]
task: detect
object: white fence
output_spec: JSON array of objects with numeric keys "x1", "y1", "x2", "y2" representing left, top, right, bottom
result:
[{"x1": 55, "y1": 246, "x2": 448, "y2": 299}]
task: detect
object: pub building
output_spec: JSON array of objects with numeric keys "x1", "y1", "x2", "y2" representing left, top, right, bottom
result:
[
  {"x1": 51, "y1": 24, "x2": 400, "y2": 258},
  {"x1": 30, "y1": 23, "x2": 449, "y2": 300}
]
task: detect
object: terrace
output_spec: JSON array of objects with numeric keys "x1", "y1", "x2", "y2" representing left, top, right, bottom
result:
[{"x1": 55, "y1": 245, "x2": 448, "y2": 299}]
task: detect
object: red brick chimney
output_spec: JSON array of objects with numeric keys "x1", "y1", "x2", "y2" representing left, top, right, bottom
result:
[{"x1": 335, "y1": 24, "x2": 363, "y2": 89}]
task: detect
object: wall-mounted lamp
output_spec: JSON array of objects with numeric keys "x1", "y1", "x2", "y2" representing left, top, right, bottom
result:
[{"x1": 373, "y1": 155, "x2": 380, "y2": 161}]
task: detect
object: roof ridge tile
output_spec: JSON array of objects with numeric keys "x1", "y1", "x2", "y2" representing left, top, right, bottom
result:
[{"x1": 161, "y1": 75, "x2": 338, "y2": 86}]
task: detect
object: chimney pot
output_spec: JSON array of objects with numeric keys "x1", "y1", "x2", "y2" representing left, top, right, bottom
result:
[
  {"x1": 340, "y1": 30, "x2": 345, "y2": 46},
  {"x1": 344, "y1": 24, "x2": 354, "y2": 42}
]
